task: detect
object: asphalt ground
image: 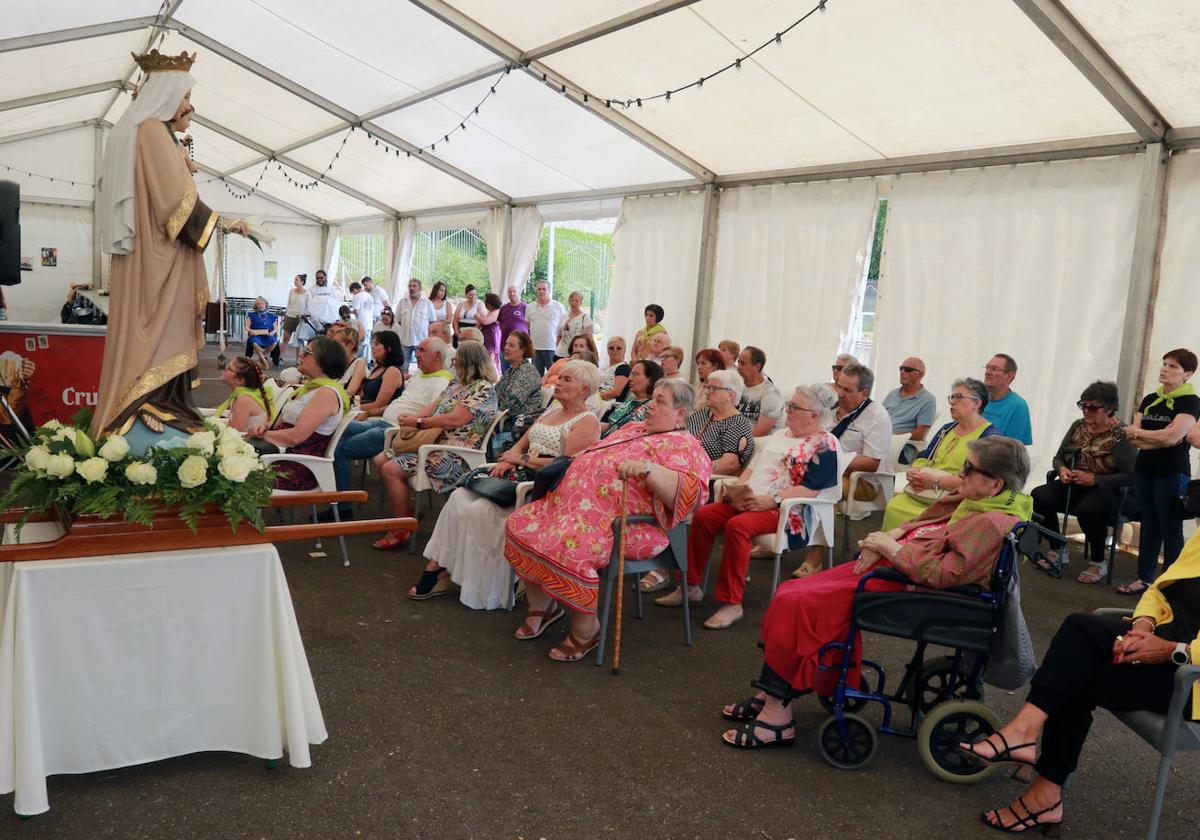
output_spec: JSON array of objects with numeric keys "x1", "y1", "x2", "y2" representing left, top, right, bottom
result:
[{"x1": 4, "y1": 346, "x2": 1195, "y2": 839}]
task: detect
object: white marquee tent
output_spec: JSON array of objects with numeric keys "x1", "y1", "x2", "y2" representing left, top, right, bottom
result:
[{"x1": 2, "y1": 0, "x2": 1199, "y2": 479}]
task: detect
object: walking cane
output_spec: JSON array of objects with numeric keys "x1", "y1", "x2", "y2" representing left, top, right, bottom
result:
[
  {"x1": 1057, "y1": 447, "x2": 1082, "y2": 572},
  {"x1": 611, "y1": 478, "x2": 630, "y2": 676}
]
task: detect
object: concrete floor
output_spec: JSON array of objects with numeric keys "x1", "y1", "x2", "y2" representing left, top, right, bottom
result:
[{"x1": 4, "y1": 347, "x2": 1196, "y2": 839}]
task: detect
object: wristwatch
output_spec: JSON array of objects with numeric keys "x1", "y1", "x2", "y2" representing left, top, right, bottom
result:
[
  {"x1": 416, "y1": 417, "x2": 423, "y2": 429},
  {"x1": 642, "y1": 461, "x2": 652, "y2": 477},
  {"x1": 773, "y1": 493, "x2": 783, "y2": 508},
  {"x1": 1172, "y1": 643, "x2": 1192, "y2": 666},
  {"x1": 520, "y1": 452, "x2": 529, "y2": 466}
]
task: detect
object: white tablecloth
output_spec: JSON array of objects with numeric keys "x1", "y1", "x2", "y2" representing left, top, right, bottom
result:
[{"x1": 0, "y1": 538, "x2": 327, "y2": 815}]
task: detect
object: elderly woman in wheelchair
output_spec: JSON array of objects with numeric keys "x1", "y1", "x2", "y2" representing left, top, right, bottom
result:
[
  {"x1": 961, "y1": 529, "x2": 1200, "y2": 836},
  {"x1": 718, "y1": 436, "x2": 1032, "y2": 751}
]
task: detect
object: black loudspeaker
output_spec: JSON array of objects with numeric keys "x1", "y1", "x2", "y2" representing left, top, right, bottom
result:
[{"x1": 0, "y1": 180, "x2": 19, "y2": 286}]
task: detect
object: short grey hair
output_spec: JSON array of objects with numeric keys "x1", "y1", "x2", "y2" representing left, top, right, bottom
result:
[
  {"x1": 459, "y1": 326, "x2": 484, "y2": 343},
  {"x1": 429, "y1": 320, "x2": 452, "y2": 341},
  {"x1": 834, "y1": 353, "x2": 859, "y2": 367},
  {"x1": 952, "y1": 377, "x2": 990, "y2": 411},
  {"x1": 794, "y1": 383, "x2": 839, "y2": 426},
  {"x1": 707, "y1": 368, "x2": 744, "y2": 404},
  {"x1": 840, "y1": 362, "x2": 875, "y2": 393},
  {"x1": 968, "y1": 436, "x2": 1030, "y2": 492},
  {"x1": 654, "y1": 379, "x2": 696, "y2": 413},
  {"x1": 560, "y1": 359, "x2": 600, "y2": 396},
  {"x1": 424, "y1": 336, "x2": 451, "y2": 368}
]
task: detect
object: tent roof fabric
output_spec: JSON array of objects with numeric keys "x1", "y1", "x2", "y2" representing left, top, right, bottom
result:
[{"x1": 2, "y1": 0, "x2": 1196, "y2": 223}]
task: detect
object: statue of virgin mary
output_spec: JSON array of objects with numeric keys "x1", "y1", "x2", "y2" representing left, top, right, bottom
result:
[{"x1": 91, "y1": 50, "x2": 245, "y2": 446}]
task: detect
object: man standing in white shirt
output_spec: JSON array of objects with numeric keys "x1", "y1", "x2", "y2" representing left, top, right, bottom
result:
[
  {"x1": 308, "y1": 269, "x2": 340, "y2": 329},
  {"x1": 349, "y1": 280, "x2": 375, "y2": 353},
  {"x1": 525, "y1": 280, "x2": 564, "y2": 374},
  {"x1": 394, "y1": 277, "x2": 435, "y2": 367},
  {"x1": 363, "y1": 276, "x2": 391, "y2": 312},
  {"x1": 329, "y1": 336, "x2": 455, "y2": 513}
]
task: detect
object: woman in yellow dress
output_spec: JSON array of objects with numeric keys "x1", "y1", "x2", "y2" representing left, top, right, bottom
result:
[{"x1": 882, "y1": 377, "x2": 1000, "y2": 529}]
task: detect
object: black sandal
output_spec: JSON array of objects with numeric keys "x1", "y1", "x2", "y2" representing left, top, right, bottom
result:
[
  {"x1": 959, "y1": 731, "x2": 1037, "y2": 768},
  {"x1": 721, "y1": 696, "x2": 766, "y2": 722},
  {"x1": 721, "y1": 720, "x2": 795, "y2": 750},
  {"x1": 980, "y1": 796, "x2": 1063, "y2": 836},
  {"x1": 408, "y1": 568, "x2": 449, "y2": 601}
]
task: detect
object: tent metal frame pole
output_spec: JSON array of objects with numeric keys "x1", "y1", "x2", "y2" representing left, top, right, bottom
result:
[
  {"x1": 93, "y1": 124, "x2": 104, "y2": 290},
  {"x1": 167, "y1": 22, "x2": 510, "y2": 203},
  {"x1": 189, "y1": 114, "x2": 402, "y2": 217},
  {"x1": 0, "y1": 120, "x2": 97, "y2": 147},
  {"x1": 0, "y1": 81, "x2": 127, "y2": 113},
  {"x1": 522, "y1": 1, "x2": 702, "y2": 61},
  {"x1": 1115, "y1": 143, "x2": 1169, "y2": 418},
  {"x1": 689, "y1": 184, "x2": 720, "y2": 366},
  {"x1": 0, "y1": 17, "x2": 159, "y2": 53},
  {"x1": 193, "y1": 162, "x2": 326, "y2": 224},
  {"x1": 1166, "y1": 127, "x2": 1200, "y2": 151},
  {"x1": 405, "y1": 0, "x2": 713, "y2": 183},
  {"x1": 18, "y1": 196, "x2": 92, "y2": 209},
  {"x1": 1012, "y1": 0, "x2": 1167, "y2": 142}
]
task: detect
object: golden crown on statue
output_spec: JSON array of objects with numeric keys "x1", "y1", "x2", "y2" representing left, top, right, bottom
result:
[{"x1": 131, "y1": 49, "x2": 196, "y2": 74}]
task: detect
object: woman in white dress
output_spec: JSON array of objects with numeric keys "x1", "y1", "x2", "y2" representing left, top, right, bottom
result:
[
  {"x1": 409, "y1": 359, "x2": 601, "y2": 608},
  {"x1": 453, "y1": 284, "x2": 487, "y2": 344}
]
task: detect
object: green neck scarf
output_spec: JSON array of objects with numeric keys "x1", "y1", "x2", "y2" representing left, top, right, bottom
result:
[
  {"x1": 1144, "y1": 382, "x2": 1196, "y2": 412},
  {"x1": 215, "y1": 386, "x2": 269, "y2": 418},
  {"x1": 294, "y1": 377, "x2": 350, "y2": 414},
  {"x1": 948, "y1": 488, "x2": 1034, "y2": 525},
  {"x1": 419, "y1": 369, "x2": 453, "y2": 380}
]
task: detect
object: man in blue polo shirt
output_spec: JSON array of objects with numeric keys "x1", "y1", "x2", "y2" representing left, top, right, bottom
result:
[
  {"x1": 982, "y1": 353, "x2": 1033, "y2": 444},
  {"x1": 882, "y1": 356, "x2": 937, "y2": 463}
]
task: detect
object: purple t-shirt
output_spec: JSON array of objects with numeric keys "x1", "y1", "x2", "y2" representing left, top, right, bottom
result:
[{"x1": 498, "y1": 301, "x2": 529, "y2": 344}]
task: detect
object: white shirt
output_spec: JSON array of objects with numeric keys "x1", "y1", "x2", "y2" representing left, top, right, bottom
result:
[
  {"x1": 555, "y1": 311, "x2": 594, "y2": 357},
  {"x1": 279, "y1": 385, "x2": 343, "y2": 436},
  {"x1": 383, "y1": 371, "x2": 453, "y2": 423},
  {"x1": 738, "y1": 379, "x2": 785, "y2": 431},
  {"x1": 352, "y1": 291, "x2": 375, "y2": 335},
  {"x1": 367, "y1": 284, "x2": 391, "y2": 310},
  {"x1": 833, "y1": 398, "x2": 892, "y2": 462},
  {"x1": 527, "y1": 300, "x2": 565, "y2": 352},
  {"x1": 308, "y1": 284, "x2": 340, "y2": 324},
  {"x1": 285, "y1": 288, "x2": 311, "y2": 318},
  {"x1": 395, "y1": 296, "x2": 435, "y2": 347}
]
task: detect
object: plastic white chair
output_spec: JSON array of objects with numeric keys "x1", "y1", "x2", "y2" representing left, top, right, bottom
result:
[
  {"x1": 838, "y1": 435, "x2": 912, "y2": 558},
  {"x1": 709, "y1": 447, "x2": 852, "y2": 597},
  {"x1": 260, "y1": 411, "x2": 357, "y2": 567}
]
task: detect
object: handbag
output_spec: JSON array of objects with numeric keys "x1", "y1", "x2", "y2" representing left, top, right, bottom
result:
[
  {"x1": 389, "y1": 426, "x2": 444, "y2": 454},
  {"x1": 984, "y1": 560, "x2": 1038, "y2": 690},
  {"x1": 459, "y1": 466, "x2": 521, "y2": 507},
  {"x1": 1181, "y1": 479, "x2": 1200, "y2": 518},
  {"x1": 528, "y1": 455, "x2": 572, "y2": 502}
]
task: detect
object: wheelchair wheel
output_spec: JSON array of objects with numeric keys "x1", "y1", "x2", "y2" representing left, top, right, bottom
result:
[
  {"x1": 817, "y1": 670, "x2": 872, "y2": 714},
  {"x1": 917, "y1": 656, "x2": 985, "y2": 713},
  {"x1": 817, "y1": 713, "x2": 877, "y2": 770},
  {"x1": 916, "y1": 699, "x2": 1001, "y2": 784}
]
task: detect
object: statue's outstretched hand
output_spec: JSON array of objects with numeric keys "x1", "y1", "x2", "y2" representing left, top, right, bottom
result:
[{"x1": 225, "y1": 220, "x2": 250, "y2": 237}]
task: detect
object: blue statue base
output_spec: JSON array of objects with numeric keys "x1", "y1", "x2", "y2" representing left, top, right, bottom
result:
[{"x1": 123, "y1": 418, "x2": 195, "y2": 458}]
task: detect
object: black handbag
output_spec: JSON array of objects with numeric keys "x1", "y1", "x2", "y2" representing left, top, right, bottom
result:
[
  {"x1": 528, "y1": 455, "x2": 572, "y2": 502},
  {"x1": 458, "y1": 466, "x2": 533, "y2": 507},
  {"x1": 1182, "y1": 479, "x2": 1200, "y2": 518}
]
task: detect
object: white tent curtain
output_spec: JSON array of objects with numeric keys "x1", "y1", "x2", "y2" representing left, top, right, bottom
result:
[
  {"x1": 386, "y1": 217, "x2": 418, "y2": 301},
  {"x1": 708, "y1": 179, "x2": 879, "y2": 392},
  {"x1": 480, "y1": 205, "x2": 543, "y2": 296},
  {"x1": 606, "y1": 191, "x2": 706, "y2": 359},
  {"x1": 872, "y1": 155, "x2": 1143, "y2": 483},
  {"x1": 322, "y1": 225, "x2": 341, "y2": 289},
  {"x1": 202, "y1": 222, "x2": 324, "y2": 305},
  {"x1": 1145, "y1": 150, "x2": 1200, "y2": 400}
]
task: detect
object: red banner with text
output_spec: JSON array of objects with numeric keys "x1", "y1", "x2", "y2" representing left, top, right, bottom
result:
[{"x1": 0, "y1": 329, "x2": 105, "y2": 429}]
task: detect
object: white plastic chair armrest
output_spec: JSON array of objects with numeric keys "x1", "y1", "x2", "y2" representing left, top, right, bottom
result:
[{"x1": 259, "y1": 453, "x2": 330, "y2": 467}]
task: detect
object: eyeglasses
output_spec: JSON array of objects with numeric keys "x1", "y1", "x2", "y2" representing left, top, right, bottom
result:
[
  {"x1": 1077, "y1": 401, "x2": 1107, "y2": 413},
  {"x1": 984, "y1": 366, "x2": 1010, "y2": 374},
  {"x1": 299, "y1": 348, "x2": 312, "y2": 359},
  {"x1": 947, "y1": 393, "x2": 980, "y2": 403},
  {"x1": 786, "y1": 402, "x2": 819, "y2": 414},
  {"x1": 899, "y1": 366, "x2": 920, "y2": 374},
  {"x1": 961, "y1": 460, "x2": 997, "y2": 480},
  {"x1": 703, "y1": 384, "x2": 733, "y2": 394}
]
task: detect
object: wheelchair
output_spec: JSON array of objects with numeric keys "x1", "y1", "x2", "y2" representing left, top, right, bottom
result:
[{"x1": 814, "y1": 520, "x2": 1051, "y2": 783}]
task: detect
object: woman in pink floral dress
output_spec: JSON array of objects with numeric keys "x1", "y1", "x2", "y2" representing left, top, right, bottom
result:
[{"x1": 504, "y1": 379, "x2": 712, "y2": 662}]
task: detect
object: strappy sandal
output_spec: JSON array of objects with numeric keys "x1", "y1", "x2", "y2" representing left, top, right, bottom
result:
[
  {"x1": 721, "y1": 696, "x2": 765, "y2": 722},
  {"x1": 548, "y1": 629, "x2": 601, "y2": 662},
  {"x1": 1076, "y1": 562, "x2": 1107, "y2": 584},
  {"x1": 1116, "y1": 579, "x2": 1149, "y2": 595},
  {"x1": 372, "y1": 529, "x2": 410, "y2": 550},
  {"x1": 407, "y1": 569, "x2": 449, "y2": 601},
  {"x1": 791, "y1": 560, "x2": 822, "y2": 579},
  {"x1": 514, "y1": 602, "x2": 565, "y2": 640},
  {"x1": 637, "y1": 569, "x2": 671, "y2": 593},
  {"x1": 721, "y1": 720, "x2": 795, "y2": 750},
  {"x1": 958, "y1": 732, "x2": 1037, "y2": 768},
  {"x1": 980, "y1": 796, "x2": 1063, "y2": 837}
]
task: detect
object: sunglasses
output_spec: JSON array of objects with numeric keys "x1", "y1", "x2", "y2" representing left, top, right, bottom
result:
[
  {"x1": 831, "y1": 365, "x2": 846, "y2": 372},
  {"x1": 1077, "y1": 401, "x2": 1107, "y2": 413},
  {"x1": 899, "y1": 366, "x2": 920, "y2": 374},
  {"x1": 960, "y1": 460, "x2": 997, "y2": 480}
]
